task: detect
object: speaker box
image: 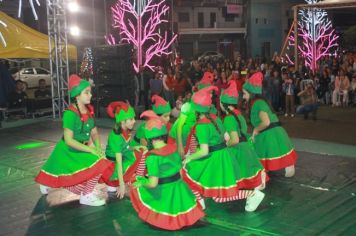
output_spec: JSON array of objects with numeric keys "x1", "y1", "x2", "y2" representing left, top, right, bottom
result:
[{"x1": 93, "y1": 44, "x2": 134, "y2": 86}]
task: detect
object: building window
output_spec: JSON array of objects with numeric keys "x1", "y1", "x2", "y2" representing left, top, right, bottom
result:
[
  {"x1": 264, "y1": 18, "x2": 268, "y2": 24},
  {"x1": 198, "y1": 12, "x2": 204, "y2": 28},
  {"x1": 255, "y1": 18, "x2": 258, "y2": 24},
  {"x1": 178, "y1": 12, "x2": 190, "y2": 22},
  {"x1": 210, "y1": 12, "x2": 216, "y2": 28},
  {"x1": 225, "y1": 15, "x2": 235, "y2": 22}
]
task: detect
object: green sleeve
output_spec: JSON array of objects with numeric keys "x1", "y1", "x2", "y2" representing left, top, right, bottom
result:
[
  {"x1": 108, "y1": 133, "x2": 124, "y2": 154},
  {"x1": 195, "y1": 124, "x2": 209, "y2": 144},
  {"x1": 63, "y1": 110, "x2": 77, "y2": 131},
  {"x1": 180, "y1": 102, "x2": 193, "y2": 116},
  {"x1": 252, "y1": 100, "x2": 270, "y2": 114},
  {"x1": 237, "y1": 115, "x2": 248, "y2": 135},
  {"x1": 135, "y1": 122, "x2": 146, "y2": 139},
  {"x1": 224, "y1": 116, "x2": 238, "y2": 133},
  {"x1": 216, "y1": 117, "x2": 226, "y2": 133},
  {"x1": 146, "y1": 154, "x2": 159, "y2": 177}
]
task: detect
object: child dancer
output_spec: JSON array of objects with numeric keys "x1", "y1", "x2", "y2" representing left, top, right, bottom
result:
[
  {"x1": 181, "y1": 86, "x2": 265, "y2": 211},
  {"x1": 242, "y1": 72, "x2": 297, "y2": 177},
  {"x1": 130, "y1": 111, "x2": 204, "y2": 231},
  {"x1": 219, "y1": 80, "x2": 267, "y2": 190},
  {"x1": 151, "y1": 95, "x2": 172, "y2": 132},
  {"x1": 35, "y1": 74, "x2": 113, "y2": 206},
  {"x1": 102, "y1": 101, "x2": 143, "y2": 197}
]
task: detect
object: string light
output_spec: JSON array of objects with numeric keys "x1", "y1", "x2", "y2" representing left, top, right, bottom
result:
[{"x1": 106, "y1": 0, "x2": 177, "y2": 73}]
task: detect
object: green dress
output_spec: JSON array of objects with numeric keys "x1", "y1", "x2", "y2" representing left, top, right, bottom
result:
[
  {"x1": 181, "y1": 115, "x2": 246, "y2": 198},
  {"x1": 169, "y1": 102, "x2": 196, "y2": 147},
  {"x1": 103, "y1": 130, "x2": 142, "y2": 186},
  {"x1": 132, "y1": 121, "x2": 146, "y2": 146},
  {"x1": 224, "y1": 110, "x2": 265, "y2": 189},
  {"x1": 35, "y1": 106, "x2": 113, "y2": 188},
  {"x1": 130, "y1": 144, "x2": 204, "y2": 231},
  {"x1": 250, "y1": 99, "x2": 298, "y2": 171}
]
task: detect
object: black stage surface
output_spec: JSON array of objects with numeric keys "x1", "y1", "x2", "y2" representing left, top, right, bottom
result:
[{"x1": 0, "y1": 120, "x2": 355, "y2": 236}]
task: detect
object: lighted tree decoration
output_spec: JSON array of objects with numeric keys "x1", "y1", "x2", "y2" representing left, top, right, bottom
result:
[
  {"x1": 80, "y1": 48, "x2": 94, "y2": 80},
  {"x1": 286, "y1": 0, "x2": 338, "y2": 73},
  {"x1": 106, "y1": 0, "x2": 177, "y2": 72}
]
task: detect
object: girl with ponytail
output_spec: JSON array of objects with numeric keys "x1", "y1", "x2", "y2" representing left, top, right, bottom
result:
[
  {"x1": 181, "y1": 86, "x2": 262, "y2": 211},
  {"x1": 243, "y1": 72, "x2": 297, "y2": 177},
  {"x1": 102, "y1": 101, "x2": 144, "y2": 198},
  {"x1": 218, "y1": 80, "x2": 266, "y2": 211},
  {"x1": 35, "y1": 74, "x2": 113, "y2": 207}
]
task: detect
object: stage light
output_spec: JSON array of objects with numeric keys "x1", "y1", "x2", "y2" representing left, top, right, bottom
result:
[
  {"x1": 70, "y1": 26, "x2": 80, "y2": 36},
  {"x1": 68, "y1": 1, "x2": 79, "y2": 13}
]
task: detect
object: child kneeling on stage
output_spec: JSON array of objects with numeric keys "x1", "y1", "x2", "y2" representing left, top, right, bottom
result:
[
  {"x1": 35, "y1": 74, "x2": 113, "y2": 206},
  {"x1": 130, "y1": 111, "x2": 204, "y2": 231}
]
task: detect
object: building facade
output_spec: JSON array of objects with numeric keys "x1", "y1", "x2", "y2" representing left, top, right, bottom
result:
[{"x1": 172, "y1": 0, "x2": 246, "y2": 60}]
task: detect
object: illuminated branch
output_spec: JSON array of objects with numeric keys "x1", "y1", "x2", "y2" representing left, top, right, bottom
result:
[{"x1": 106, "y1": 0, "x2": 177, "y2": 73}]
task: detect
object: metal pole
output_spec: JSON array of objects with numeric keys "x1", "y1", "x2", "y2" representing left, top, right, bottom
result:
[
  {"x1": 92, "y1": 0, "x2": 97, "y2": 46},
  {"x1": 293, "y1": 6, "x2": 298, "y2": 72}
]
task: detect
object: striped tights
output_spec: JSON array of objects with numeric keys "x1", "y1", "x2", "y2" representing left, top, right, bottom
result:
[{"x1": 65, "y1": 175, "x2": 100, "y2": 195}]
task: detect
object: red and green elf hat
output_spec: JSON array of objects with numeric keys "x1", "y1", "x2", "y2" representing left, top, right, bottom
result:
[
  {"x1": 191, "y1": 86, "x2": 218, "y2": 113},
  {"x1": 107, "y1": 101, "x2": 135, "y2": 123},
  {"x1": 243, "y1": 72, "x2": 263, "y2": 94},
  {"x1": 220, "y1": 80, "x2": 239, "y2": 105},
  {"x1": 197, "y1": 71, "x2": 214, "y2": 90},
  {"x1": 151, "y1": 95, "x2": 171, "y2": 115},
  {"x1": 68, "y1": 74, "x2": 91, "y2": 98},
  {"x1": 140, "y1": 110, "x2": 167, "y2": 139}
]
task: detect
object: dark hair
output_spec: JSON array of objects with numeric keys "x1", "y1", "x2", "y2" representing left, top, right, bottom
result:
[
  {"x1": 247, "y1": 94, "x2": 275, "y2": 118},
  {"x1": 71, "y1": 97, "x2": 96, "y2": 133},
  {"x1": 196, "y1": 111, "x2": 222, "y2": 138},
  {"x1": 113, "y1": 122, "x2": 122, "y2": 134},
  {"x1": 221, "y1": 103, "x2": 245, "y2": 138},
  {"x1": 147, "y1": 135, "x2": 168, "y2": 151}
]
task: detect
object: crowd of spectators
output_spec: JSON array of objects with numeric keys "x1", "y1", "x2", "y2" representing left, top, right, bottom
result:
[{"x1": 135, "y1": 52, "x2": 356, "y2": 121}]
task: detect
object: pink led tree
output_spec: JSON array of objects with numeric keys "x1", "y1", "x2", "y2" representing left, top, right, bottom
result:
[
  {"x1": 286, "y1": 0, "x2": 338, "y2": 73},
  {"x1": 106, "y1": 0, "x2": 177, "y2": 72}
]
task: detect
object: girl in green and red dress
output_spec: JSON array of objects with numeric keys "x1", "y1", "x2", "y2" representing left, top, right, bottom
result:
[
  {"x1": 181, "y1": 86, "x2": 265, "y2": 212},
  {"x1": 242, "y1": 72, "x2": 297, "y2": 177},
  {"x1": 102, "y1": 101, "x2": 144, "y2": 197},
  {"x1": 130, "y1": 111, "x2": 204, "y2": 231},
  {"x1": 135, "y1": 95, "x2": 173, "y2": 176},
  {"x1": 216, "y1": 80, "x2": 267, "y2": 206},
  {"x1": 35, "y1": 74, "x2": 113, "y2": 206}
]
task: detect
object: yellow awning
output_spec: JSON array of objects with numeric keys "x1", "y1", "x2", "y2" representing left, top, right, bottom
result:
[{"x1": 0, "y1": 11, "x2": 77, "y2": 59}]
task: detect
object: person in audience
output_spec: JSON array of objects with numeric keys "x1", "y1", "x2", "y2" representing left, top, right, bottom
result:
[
  {"x1": 297, "y1": 81, "x2": 319, "y2": 120},
  {"x1": 34, "y1": 79, "x2": 51, "y2": 98}
]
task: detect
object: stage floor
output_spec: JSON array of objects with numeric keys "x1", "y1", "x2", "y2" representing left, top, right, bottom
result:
[{"x1": 0, "y1": 121, "x2": 355, "y2": 236}]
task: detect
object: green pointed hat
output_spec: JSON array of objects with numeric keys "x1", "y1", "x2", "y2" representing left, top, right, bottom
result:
[
  {"x1": 197, "y1": 71, "x2": 214, "y2": 90},
  {"x1": 151, "y1": 95, "x2": 171, "y2": 115},
  {"x1": 68, "y1": 74, "x2": 91, "y2": 98},
  {"x1": 191, "y1": 86, "x2": 218, "y2": 113},
  {"x1": 140, "y1": 110, "x2": 167, "y2": 139},
  {"x1": 220, "y1": 80, "x2": 239, "y2": 105},
  {"x1": 107, "y1": 101, "x2": 135, "y2": 123},
  {"x1": 243, "y1": 72, "x2": 263, "y2": 94}
]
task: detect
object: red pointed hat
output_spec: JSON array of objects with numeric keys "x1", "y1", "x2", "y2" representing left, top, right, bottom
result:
[
  {"x1": 191, "y1": 86, "x2": 218, "y2": 112},
  {"x1": 220, "y1": 80, "x2": 239, "y2": 105},
  {"x1": 68, "y1": 74, "x2": 91, "y2": 98},
  {"x1": 243, "y1": 72, "x2": 263, "y2": 94},
  {"x1": 151, "y1": 95, "x2": 171, "y2": 115},
  {"x1": 197, "y1": 71, "x2": 214, "y2": 90},
  {"x1": 140, "y1": 110, "x2": 167, "y2": 139},
  {"x1": 107, "y1": 101, "x2": 135, "y2": 123}
]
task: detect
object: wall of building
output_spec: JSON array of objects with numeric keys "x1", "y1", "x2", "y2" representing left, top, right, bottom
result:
[{"x1": 247, "y1": 0, "x2": 303, "y2": 59}]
